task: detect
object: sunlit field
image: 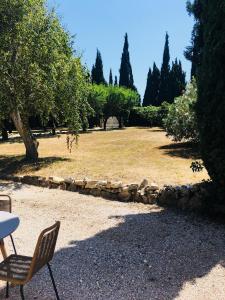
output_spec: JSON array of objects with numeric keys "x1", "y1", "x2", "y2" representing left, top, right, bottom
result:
[{"x1": 0, "y1": 127, "x2": 208, "y2": 186}]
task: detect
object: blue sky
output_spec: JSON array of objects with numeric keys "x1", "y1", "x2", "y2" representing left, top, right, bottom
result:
[{"x1": 48, "y1": 0, "x2": 194, "y2": 98}]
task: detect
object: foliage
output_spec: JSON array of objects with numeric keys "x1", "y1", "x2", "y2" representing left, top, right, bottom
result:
[
  {"x1": 163, "y1": 80, "x2": 198, "y2": 142},
  {"x1": 88, "y1": 84, "x2": 140, "y2": 128},
  {"x1": 158, "y1": 33, "x2": 171, "y2": 104},
  {"x1": 143, "y1": 63, "x2": 161, "y2": 106},
  {"x1": 109, "y1": 69, "x2": 113, "y2": 85},
  {"x1": 195, "y1": 0, "x2": 225, "y2": 198},
  {"x1": 0, "y1": 0, "x2": 91, "y2": 158},
  {"x1": 119, "y1": 33, "x2": 136, "y2": 91},
  {"x1": 91, "y1": 49, "x2": 106, "y2": 85},
  {"x1": 129, "y1": 106, "x2": 160, "y2": 127},
  {"x1": 143, "y1": 34, "x2": 185, "y2": 106},
  {"x1": 170, "y1": 59, "x2": 186, "y2": 100},
  {"x1": 184, "y1": 0, "x2": 203, "y2": 79},
  {"x1": 129, "y1": 102, "x2": 170, "y2": 127},
  {"x1": 143, "y1": 68, "x2": 152, "y2": 106}
]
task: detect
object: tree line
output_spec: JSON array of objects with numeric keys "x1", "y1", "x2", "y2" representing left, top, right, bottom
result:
[
  {"x1": 91, "y1": 33, "x2": 136, "y2": 91},
  {"x1": 91, "y1": 32, "x2": 186, "y2": 107}
]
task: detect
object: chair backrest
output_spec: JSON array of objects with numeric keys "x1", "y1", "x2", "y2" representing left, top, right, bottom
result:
[
  {"x1": 0, "y1": 195, "x2": 12, "y2": 213},
  {"x1": 27, "y1": 221, "x2": 60, "y2": 280}
]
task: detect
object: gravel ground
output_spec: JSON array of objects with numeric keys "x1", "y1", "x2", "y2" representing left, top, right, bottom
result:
[{"x1": 0, "y1": 182, "x2": 225, "y2": 300}]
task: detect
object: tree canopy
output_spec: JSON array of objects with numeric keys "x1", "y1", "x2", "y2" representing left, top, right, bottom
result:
[
  {"x1": 88, "y1": 84, "x2": 140, "y2": 129},
  {"x1": 0, "y1": 0, "x2": 91, "y2": 159},
  {"x1": 158, "y1": 33, "x2": 171, "y2": 104},
  {"x1": 195, "y1": 0, "x2": 225, "y2": 199},
  {"x1": 119, "y1": 33, "x2": 136, "y2": 91},
  {"x1": 91, "y1": 49, "x2": 106, "y2": 85}
]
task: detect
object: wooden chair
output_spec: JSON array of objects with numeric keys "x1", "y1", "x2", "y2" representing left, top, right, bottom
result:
[
  {"x1": 0, "y1": 195, "x2": 17, "y2": 254},
  {"x1": 0, "y1": 221, "x2": 61, "y2": 300}
]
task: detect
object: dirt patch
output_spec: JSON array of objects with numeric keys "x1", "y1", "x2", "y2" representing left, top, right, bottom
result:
[{"x1": 0, "y1": 183, "x2": 224, "y2": 299}]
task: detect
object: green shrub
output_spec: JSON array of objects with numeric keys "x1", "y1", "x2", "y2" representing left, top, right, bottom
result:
[{"x1": 163, "y1": 80, "x2": 198, "y2": 142}]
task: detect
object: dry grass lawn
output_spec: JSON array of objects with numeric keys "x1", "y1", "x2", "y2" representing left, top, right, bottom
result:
[{"x1": 0, "y1": 127, "x2": 208, "y2": 186}]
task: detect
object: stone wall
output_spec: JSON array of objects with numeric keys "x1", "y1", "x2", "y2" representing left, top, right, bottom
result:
[{"x1": 0, "y1": 174, "x2": 218, "y2": 214}]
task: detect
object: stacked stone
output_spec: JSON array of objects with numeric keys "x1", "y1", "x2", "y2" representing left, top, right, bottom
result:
[
  {"x1": 0, "y1": 174, "x2": 160, "y2": 205},
  {"x1": 0, "y1": 174, "x2": 215, "y2": 213}
]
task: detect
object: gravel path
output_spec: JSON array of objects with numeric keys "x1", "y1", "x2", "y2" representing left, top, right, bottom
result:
[{"x1": 0, "y1": 182, "x2": 225, "y2": 300}]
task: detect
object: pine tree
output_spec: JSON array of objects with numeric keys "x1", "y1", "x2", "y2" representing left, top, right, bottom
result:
[
  {"x1": 91, "y1": 49, "x2": 106, "y2": 85},
  {"x1": 114, "y1": 76, "x2": 118, "y2": 86},
  {"x1": 109, "y1": 69, "x2": 113, "y2": 85},
  {"x1": 158, "y1": 33, "x2": 171, "y2": 104},
  {"x1": 119, "y1": 33, "x2": 136, "y2": 90},
  {"x1": 143, "y1": 68, "x2": 152, "y2": 106}
]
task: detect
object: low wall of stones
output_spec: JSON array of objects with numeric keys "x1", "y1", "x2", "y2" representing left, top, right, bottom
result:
[{"x1": 0, "y1": 174, "x2": 218, "y2": 214}]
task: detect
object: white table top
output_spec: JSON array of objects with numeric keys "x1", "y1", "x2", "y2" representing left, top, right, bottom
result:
[{"x1": 0, "y1": 211, "x2": 20, "y2": 240}]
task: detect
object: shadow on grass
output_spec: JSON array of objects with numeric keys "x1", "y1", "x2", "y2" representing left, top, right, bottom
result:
[
  {"x1": 0, "y1": 155, "x2": 71, "y2": 175},
  {"x1": 1, "y1": 209, "x2": 225, "y2": 299},
  {"x1": 158, "y1": 142, "x2": 201, "y2": 159}
]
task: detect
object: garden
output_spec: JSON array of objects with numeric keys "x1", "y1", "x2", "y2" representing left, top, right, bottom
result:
[{"x1": 0, "y1": 0, "x2": 225, "y2": 299}]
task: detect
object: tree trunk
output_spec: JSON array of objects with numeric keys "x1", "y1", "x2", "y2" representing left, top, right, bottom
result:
[
  {"x1": 1, "y1": 128, "x2": 8, "y2": 141},
  {"x1": 10, "y1": 110, "x2": 39, "y2": 160},
  {"x1": 118, "y1": 117, "x2": 124, "y2": 129},
  {"x1": 103, "y1": 118, "x2": 108, "y2": 131}
]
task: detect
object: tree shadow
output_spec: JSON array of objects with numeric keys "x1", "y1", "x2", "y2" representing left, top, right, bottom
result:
[
  {"x1": 0, "y1": 155, "x2": 70, "y2": 175},
  {"x1": 158, "y1": 142, "x2": 201, "y2": 159},
  {"x1": 1, "y1": 208, "x2": 225, "y2": 299}
]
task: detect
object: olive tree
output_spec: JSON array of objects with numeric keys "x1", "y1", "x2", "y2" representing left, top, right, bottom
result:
[{"x1": 0, "y1": 0, "x2": 90, "y2": 159}]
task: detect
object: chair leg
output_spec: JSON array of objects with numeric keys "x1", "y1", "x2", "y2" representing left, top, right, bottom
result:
[
  {"x1": 47, "y1": 263, "x2": 60, "y2": 300},
  {"x1": 20, "y1": 285, "x2": 25, "y2": 300},
  {"x1": 6, "y1": 282, "x2": 9, "y2": 298},
  {"x1": 10, "y1": 235, "x2": 17, "y2": 255}
]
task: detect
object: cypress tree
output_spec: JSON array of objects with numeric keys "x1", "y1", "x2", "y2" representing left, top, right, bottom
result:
[
  {"x1": 143, "y1": 63, "x2": 161, "y2": 106},
  {"x1": 114, "y1": 76, "x2": 118, "y2": 86},
  {"x1": 119, "y1": 33, "x2": 136, "y2": 90},
  {"x1": 91, "y1": 49, "x2": 106, "y2": 85},
  {"x1": 196, "y1": 0, "x2": 225, "y2": 199},
  {"x1": 149, "y1": 63, "x2": 161, "y2": 106},
  {"x1": 184, "y1": 0, "x2": 203, "y2": 78},
  {"x1": 170, "y1": 59, "x2": 186, "y2": 101},
  {"x1": 109, "y1": 69, "x2": 113, "y2": 85},
  {"x1": 158, "y1": 33, "x2": 171, "y2": 104},
  {"x1": 143, "y1": 68, "x2": 152, "y2": 106}
]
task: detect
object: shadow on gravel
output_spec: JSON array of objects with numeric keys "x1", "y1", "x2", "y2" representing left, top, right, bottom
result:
[
  {"x1": 0, "y1": 155, "x2": 70, "y2": 175},
  {"x1": 1, "y1": 209, "x2": 225, "y2": 299},
  {"x1": 158, "y1": 142, "x2": 201, "y2": 159}
]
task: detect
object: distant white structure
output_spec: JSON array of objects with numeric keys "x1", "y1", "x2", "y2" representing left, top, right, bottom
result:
[{"x1": 106, "y1": 116, "x2": 119, "y2": 129}]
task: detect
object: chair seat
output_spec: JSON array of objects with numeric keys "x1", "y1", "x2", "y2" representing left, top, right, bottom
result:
[{"x1": 0, "y1": 254, "x2": 32, "y2": 284}]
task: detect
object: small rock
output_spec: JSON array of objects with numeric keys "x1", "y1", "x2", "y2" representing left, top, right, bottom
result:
[
  {"x1": 139, "y1": 179, "x2": 148, "y2": 190},
  {"x1": 49, "y1": 176, "x2": 64, "y2": 184},
  {"x1": 128, "y1": 183, "x2": 139, "y2": 192},
  {"x1": 149, "y1": 182, "x2": 159, "y2": 191},
  {"x1": 85, "y1": 180, "x2": 98, "y2": 189},
  {"x1": 110, "y1": 181, "x2": 123, "y2": 189},
  {"x1": 74, "y1": 180, "x2": 85, "y2": 187},
  {"x1": 64, "y1": 177, "x2": 75, "y2": 184}
]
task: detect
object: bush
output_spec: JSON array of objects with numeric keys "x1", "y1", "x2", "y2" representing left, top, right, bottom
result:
[
  {"x1": 129, "y1": 102, "x2": 170, "y2": 127},
  {"x1": 163, "y1": 80, "x2": 198, "y2": 142}
]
